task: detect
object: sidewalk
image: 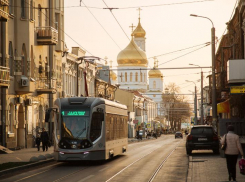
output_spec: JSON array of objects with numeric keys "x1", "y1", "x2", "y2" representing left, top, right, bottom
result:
[
  {"x1": 0, "y1": 146, "x2": 54, "y2": 165},
  {"x1": 187, "y1": 150, "x2": 244, "y2": 182}
]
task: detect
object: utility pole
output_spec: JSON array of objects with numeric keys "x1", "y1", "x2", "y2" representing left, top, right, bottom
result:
[
  {"x1": 194, "y1": 85, "x2": 197, "y2": 125},
  {"x1": 201, "y1": 70, "x2": 204, "y2": 125}
]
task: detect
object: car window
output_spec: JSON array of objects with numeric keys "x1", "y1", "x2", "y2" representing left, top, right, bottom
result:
[{"x1": 191, "y1": 127, "x2": 213, "y2": 135}]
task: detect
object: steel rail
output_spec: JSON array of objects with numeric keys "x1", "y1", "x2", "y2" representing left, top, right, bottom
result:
[{"x1": 105, "y1": 140, "x2": 182, "y2": 182}]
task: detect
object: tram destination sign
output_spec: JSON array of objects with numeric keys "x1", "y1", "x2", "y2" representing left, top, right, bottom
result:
[
  {"x1": 230, "y1": 86, "x2": 245, "y2": 94},
  {"x1": 62, "y1": 110, "x2": 89, "y2": 116}
]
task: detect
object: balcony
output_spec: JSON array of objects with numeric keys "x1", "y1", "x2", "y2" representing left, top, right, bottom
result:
[
  {"x1": 0, "y1": 7, "x2": 8, "y2": 21},
  {"x1": 36, "y1": 77, "x2": 57, "y2": 94},
  {"x1": 1, "y1": 0, "x2": 9, "y2": 6},
  {"x1": 36, "y1": 26, "x2": 58, "y2": 45},
  {"x1": 0, "y1": 66, "x2": 10, "y2": 88}
]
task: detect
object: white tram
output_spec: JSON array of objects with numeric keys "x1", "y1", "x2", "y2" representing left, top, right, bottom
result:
[{"x1": 47, "y1": 97, "x2": 128, "y2": 161}]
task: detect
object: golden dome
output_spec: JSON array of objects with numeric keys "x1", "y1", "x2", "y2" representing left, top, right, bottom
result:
[
  {"x1": 133, "y1": 19, "x2": 146, "y2": 38},
  {"x1": 148, "y1": 68, "x2": 163, "y2": 78},
  {"x1": 110, "y1": 71, "x2": 117, "y2": 81},
  {"x1": 117, "y1": 37, "x2": 148, "y2": 66}
]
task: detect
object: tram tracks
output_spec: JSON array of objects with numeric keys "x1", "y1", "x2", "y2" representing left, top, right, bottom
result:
[{"x1": 105, "y1": 139, "x2": 182, "y2": 182}]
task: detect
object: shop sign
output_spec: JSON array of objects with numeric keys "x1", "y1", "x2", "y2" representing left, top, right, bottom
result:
[{"x1": 230, "y1": 86, "x2": 245, "y2": 94}]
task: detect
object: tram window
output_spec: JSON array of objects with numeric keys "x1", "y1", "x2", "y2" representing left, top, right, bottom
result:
[{"x1": 90, "y1": 112, "x2": 104, "y2": 142}]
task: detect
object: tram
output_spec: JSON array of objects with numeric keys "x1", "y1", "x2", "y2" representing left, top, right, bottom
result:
[{"x1": 46, "y1": 97, "x2": 128, "y2": 161}]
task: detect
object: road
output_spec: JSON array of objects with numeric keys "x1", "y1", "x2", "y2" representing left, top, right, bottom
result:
[{"x1": 0, "y1": 135, "x2": 188, "y2": 182}]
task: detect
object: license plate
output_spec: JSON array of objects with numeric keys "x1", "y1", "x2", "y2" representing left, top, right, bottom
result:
[{"x1": 198, "y1": 138, "x2": 207, "y2": 141}]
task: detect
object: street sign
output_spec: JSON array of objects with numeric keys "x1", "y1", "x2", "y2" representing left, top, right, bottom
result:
[
  {"x1": 230, "y1": 86, "x2": 245, "y2": 94},
  {"x1": 133, "y1": 120, "x2": 138, "y2": 124}
]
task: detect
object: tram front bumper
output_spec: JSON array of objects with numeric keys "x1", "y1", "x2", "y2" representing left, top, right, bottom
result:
[{"x1": 54, "y1": 150, "x2": 105, "y2": 161}]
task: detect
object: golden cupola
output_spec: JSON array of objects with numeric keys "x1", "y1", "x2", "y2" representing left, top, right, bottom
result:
[
  {"x1": 148, "y1": 58, "x2": 163, "y2": 78},
  {"x1": 132, "y1": 18, "x2": 146, "y2": 38},
  {"x1": 117, "y1": 37, "x2": 148, "y2": 67}
]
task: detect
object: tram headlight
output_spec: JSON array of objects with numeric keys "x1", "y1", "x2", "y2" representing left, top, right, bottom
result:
[{"x1": 59, "y1": 152, "x2": 65, "y2": 155}]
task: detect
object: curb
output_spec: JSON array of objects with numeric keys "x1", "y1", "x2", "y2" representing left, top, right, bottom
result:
[
  {"x1": 187, "y1": 156, "x2": 192, "y2": 182},
  {"x1": 0, "y1": 158, "x2": 55, "y2": 177}
]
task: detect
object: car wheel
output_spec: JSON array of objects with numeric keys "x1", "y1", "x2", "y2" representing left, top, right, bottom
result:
[
  {"x1": 213, "y1": 149, "x2": 220, "y2": 154},
  {"x1": 186, "y1": 148, "x2": 192, "y2": 155}
]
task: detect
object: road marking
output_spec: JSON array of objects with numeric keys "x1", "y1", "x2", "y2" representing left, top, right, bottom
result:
[
  {"x1": 99, "y1": 166, "x2": 109, "y2": 172},
  {"x1": 16, "y1": 157, "x2": 22, "y2": 161},
  {"x1": 78, "y1": 175, "x2": 94, "y2": 182}
]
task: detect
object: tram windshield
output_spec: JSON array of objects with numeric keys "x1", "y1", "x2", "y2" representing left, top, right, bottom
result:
[{"x1": 61, "y1": 110, "x2": 89, "y2": 139}]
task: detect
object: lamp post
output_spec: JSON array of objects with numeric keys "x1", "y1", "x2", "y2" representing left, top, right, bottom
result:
[
  {"x1": 190, "y1": 14, "x2": 217, "y2": 129},
  {"x1": 189, "y1": 64, "x2": 204, "y2": 125},
  {"x1": 186, "y1": 80, "x2": 197, "y2": 125}
]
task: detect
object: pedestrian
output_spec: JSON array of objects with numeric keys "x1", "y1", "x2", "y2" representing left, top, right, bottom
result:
[
  {"x1": 40, "y1": 128, "x2": 49, "y2": 152},
  {"x1": 35, "y1": 134, "x2": 41, "y2": 151},
  {"x1": 221, "y1": 125, "x2": 244, "y2": 181}
]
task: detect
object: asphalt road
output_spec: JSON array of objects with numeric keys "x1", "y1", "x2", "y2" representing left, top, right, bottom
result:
[{"x1": 0, "y1": 135, "x2": 188, "y2": 182}]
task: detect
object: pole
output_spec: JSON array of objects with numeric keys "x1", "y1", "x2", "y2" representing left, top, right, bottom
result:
[
  {"x1": 211, "y1": 27, "x2": 217, "y2": 130},
  {"x1": 201, "y1": 70, "x2": 204, "y2": 125},
  {"x1": 194, "y1": 85, "x2": 197, "y2": 125}
]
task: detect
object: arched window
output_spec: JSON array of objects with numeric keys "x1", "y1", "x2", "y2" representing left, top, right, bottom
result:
[
  {"x1": 125, "y1": 72, "x2": 127, "y2": 82},
  {"x1": 153, "y1": 81, "x2": 156, "y2": 89},
  {"x1": 120, "y1": 72, "x2": 123, "y2": 82},
  {"x1": 140, "y1": 72, "x2": 143, "y2": 82},
  {"x1": 8, "y1": 42, "x2": 13, "y2": 76},
  {"x1": 21, "y1": 44, "x2": 27, "y2": 75},
  {"x1": 135, "y1": 72, "x2": 138, "y2": 82},
  {"x1": 130, "y1": 72, "x2": 132, "y2": 82},
  {"x1": 144, "y1": 73, "x2": 146, "y2": 82}
]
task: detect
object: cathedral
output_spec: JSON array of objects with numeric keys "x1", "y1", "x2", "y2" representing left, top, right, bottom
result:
[{"x1": 116, "y1": 14, "x2": 164, "y2": 116}]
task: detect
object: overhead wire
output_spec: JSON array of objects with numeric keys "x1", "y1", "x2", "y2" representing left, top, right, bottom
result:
[
  {"x1": 102, "y1": 0, "x2": 146, "y2": 61},
  {"x1": 23, "y1": 1, "x2": 95, "y2": 57}
]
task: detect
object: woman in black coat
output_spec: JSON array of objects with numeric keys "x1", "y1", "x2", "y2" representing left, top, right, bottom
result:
[{"x1": 40, "y1": 128, "x2": 49, "y2": 152}]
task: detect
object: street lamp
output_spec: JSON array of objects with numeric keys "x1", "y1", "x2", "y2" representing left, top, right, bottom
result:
[
  {"x1": 186, "y1": 80, "x2": 197, "y2": 125},
  {"x1": 190, "y1": 14, "x2": 217, "y2": 129},
  {"x1": 77, "y1": 56, "x2": 100, "y2": 97},
  {"x1": 189, "y1": 63, "x2": 204, "y2": 125}
]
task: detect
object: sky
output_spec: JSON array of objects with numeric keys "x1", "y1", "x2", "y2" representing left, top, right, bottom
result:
[{"x1": 64, "y1": 0, "x2": 237, "y2": 103}]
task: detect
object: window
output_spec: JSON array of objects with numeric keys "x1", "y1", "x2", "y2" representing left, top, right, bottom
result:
[
  {"x1": 144, "y1": 73, "x2": 146, "y2": 82},
  {"x1": 120, "y1": 73, "x2": 123, "y2": 82},
  {"x1": 90, "y1": 112, "x2": 104, "y2": 142},
  {"x1": 9, "y1": 0, "x2": 13, "y2": 15},
  {"x1": 21, "y1": 44, "x2": 27, "y2": 75},
  {"x1": 45, "y1": 9, "x2": 48, "y2": 26},
  {"x1": 38, "y1": 5, "x2": 42, "y2": 27},
  {"x1": 21, "y1": 0, "x2": 25, "y2": 18},
  {"x1": 9, "y1": 104, "x2": 14, "y2": 133},
  {"x1": 55, "y1": 0, "x2": 60, "y2": 10},
  {"x1": 135, "y1": 72, "x2": 138, "y2": 82},
  {"x1": 140, "y1": 72, "x2": 142, "y2": 82},
  {"x1": 130, "y1": 72, "x2": 132, "y2": 82},
  {"x1": 55, "y1": 13, "x2": 59, "y2": 30},
  {"x1": 30, "y1": 0, "x2": 34, "y2": 20},
  {"x1": 153, "y1": 81, "x2": 156, "y2": 89},
  {"x1": 125, "y1": 72, "x2": 127, "y2": 82},
  {"x1": 8, "y1": 42, "x2": 13, "y2": 76}
]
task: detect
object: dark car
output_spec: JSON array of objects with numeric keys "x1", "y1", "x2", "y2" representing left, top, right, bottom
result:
[
  {"x1": 175, "y1": 131, "x2": 183, "y2": 139},
  {"x1": 186, "y1": 125, "x2": 219, "y2": 155}
]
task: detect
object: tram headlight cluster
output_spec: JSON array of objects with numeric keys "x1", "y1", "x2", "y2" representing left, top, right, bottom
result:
[{"x1": 58, "y1": 138, "x2": 92, "y2": 149}]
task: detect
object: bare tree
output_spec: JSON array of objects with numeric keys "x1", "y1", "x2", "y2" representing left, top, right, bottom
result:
[{"x1": 162, "y1": 83, "x2": 191, "y2": 131}]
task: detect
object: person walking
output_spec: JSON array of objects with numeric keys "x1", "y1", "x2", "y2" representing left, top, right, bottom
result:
[
  {"x1": 40, "y1": 128, "x2": 49, "y2": 152},
  {"x1": 221, "y1": 125, "x2": 244, "y2": 181},
  {"x1": 35, "y1": 134, "x2": 41, "y2": 151}
]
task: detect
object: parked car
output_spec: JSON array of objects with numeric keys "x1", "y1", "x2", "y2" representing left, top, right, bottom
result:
[
  {"x1": 186, "y1": 125, "x2": 219, "y2": 155},
  {"x1": 175, "y1": 131, "x2": 183, "y2": 139}
]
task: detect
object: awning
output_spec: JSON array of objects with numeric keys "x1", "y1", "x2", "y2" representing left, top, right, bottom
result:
[{"x1": 217, "y1": 99, "x2": 230, "y2": 114}]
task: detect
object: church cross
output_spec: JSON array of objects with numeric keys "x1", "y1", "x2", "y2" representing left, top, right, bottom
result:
[
  {"x1": 129, "y1": 23, "x2": 135, "y2": 33},
  {"x1": 137, "y1": 7, "x2": 142, "y2": 18}
]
